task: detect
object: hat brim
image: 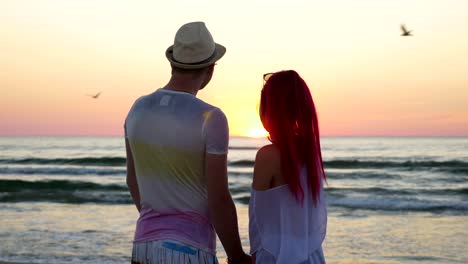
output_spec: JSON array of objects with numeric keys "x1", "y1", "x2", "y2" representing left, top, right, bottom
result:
[{"x1": 166, "y1": 43, "x2": 226, "y2": 70}]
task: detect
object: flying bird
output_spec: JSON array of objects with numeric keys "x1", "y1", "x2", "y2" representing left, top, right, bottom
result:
[
  {"x1": 86, "y1": 92, "x2": 102, "y2": 99},
  {"x1": 400, "y1": 24, "x2": 413, "y2": 36}
]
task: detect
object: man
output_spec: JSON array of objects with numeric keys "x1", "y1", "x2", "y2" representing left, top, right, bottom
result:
[{"x1": 125, "y1": 22, "x2": 251, "y2": 264}]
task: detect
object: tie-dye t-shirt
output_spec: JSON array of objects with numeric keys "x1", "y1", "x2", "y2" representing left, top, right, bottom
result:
[{"x1": 124, "y1": 88, "x2": 228, "y2": 252}]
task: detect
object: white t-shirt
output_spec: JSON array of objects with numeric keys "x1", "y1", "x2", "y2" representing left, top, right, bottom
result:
[{"x1": 125, "y1": 88, "x2": 229, "y2": 215}]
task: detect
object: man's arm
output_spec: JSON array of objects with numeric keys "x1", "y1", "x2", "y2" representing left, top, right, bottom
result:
[
  {"x1": 205, "y1": 153, "x2": 250, "y2": 263},
  {"x1": 125, "y1": 138, "x2": 141, "y2": 212}
]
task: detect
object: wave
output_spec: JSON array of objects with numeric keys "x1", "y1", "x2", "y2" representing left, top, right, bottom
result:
[
  {"x1": 0, "y1": 179, "x2": 253, "y2": 195},
  {"x1": 229, "y1": 146, "x2": 259, "y2": 150},
  {"x1": 326, "y1": 171, "x2": 402, "y2": 180},
  {"x1": 228, "y1": 159, "x2": 468, "y2": 174},
  {"x1": 0, "y1": 167, "x2": 125, "y2": 176},
  {"x1": 3, "y1": 157, "x2": 468, "y2": 173},
  {"x1": 0, "y1": 179, "x2": 130, "y2": 204},
  {"x1": 0, "y1": 191, "x2": 132, "y2": 204},
  {"x1": 0, "y1": 157, "x2": 126, "y2": 166},
  {"x1": 2, "y1": 193, "x2": 466, "y2": 213},
  {"x1": 326, "y1": 186, "x2": 468, "y2": 196},
  {"x1": 228, "y1": 160, "x2": 255, "y2": 167},
  {"x1": 233, "y1": 193, "x2": 468, "y2": 213},
  {"x1": 324, "y1": 159, "x2": 468, "y2": 170},
  {"x1": 1, "y1": 156, "x2": 251, "y2": 167},
  {"x1": 1, "y1": 179, "x2": 467, "y2": 213},
  {"x1": 327, "y1": 196, "x2": 468, "y2": 213},
  {"x1": 0, "y1": 179, "x2": 127, "y2": 192}
]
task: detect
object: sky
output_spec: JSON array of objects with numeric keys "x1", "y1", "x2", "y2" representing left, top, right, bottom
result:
[{"x1": 1, "y1": 0, "x2": 468, "y2": 137}]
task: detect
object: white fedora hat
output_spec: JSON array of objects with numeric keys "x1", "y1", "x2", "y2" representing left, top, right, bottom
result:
[{"x1": 166, "y1": 22, "x2": 226, "y2": 69}]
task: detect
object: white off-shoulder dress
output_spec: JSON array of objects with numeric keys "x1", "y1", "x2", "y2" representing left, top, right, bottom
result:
[{"x1": 249, "y1": 168, "x2": 327, "y2": 264}]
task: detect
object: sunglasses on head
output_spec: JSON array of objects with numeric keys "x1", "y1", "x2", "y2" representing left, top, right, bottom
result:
[{"x1": 263, "y1": 73, "x2": 274, "y2": 84}]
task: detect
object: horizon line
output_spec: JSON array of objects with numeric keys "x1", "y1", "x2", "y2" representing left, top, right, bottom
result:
[{"x1": 1, "y1": 134, "x2": 467, "y2": 138}]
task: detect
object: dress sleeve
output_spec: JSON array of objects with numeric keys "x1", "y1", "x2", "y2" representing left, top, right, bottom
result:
[
  {"x1": 249, "y1": 191, "x2": 261, "y2": 255},
  {"x1": 202, "y1": 108, "x2": 229, "y2": 154}
]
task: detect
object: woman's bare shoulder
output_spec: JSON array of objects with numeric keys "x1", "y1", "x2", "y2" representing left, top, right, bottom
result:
[
  {"x1": 256, "y1": 144, "x2": 280, "y2": 162},
  {"x1": 253, "y1": 144, "x2": 280, "y2": 191}
]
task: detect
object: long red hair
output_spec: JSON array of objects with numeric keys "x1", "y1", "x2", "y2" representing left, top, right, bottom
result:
[{"x1": 260, "y1": 70, "x2": 326, "y2": 205}]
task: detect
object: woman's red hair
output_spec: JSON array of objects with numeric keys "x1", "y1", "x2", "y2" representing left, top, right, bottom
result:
[{"x1": 260, "y1": 70, "x2": 326, "y2": 205}]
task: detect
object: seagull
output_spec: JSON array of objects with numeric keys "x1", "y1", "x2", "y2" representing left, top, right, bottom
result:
[
  {"x1": 86, "y1": 92, "x2": 102, "y2": 99},
  {"x1": 400, "y1": 24, "x2": 413, "y2": 36}
]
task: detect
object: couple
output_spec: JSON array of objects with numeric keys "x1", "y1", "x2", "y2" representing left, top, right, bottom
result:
[{"x1": 124, "y1": 22, "x2": 327, "y2": 264}]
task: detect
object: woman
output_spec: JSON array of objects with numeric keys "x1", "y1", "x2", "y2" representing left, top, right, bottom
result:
[{"x1": 249, "y1": 70, "x2": 327, "y2": 264}]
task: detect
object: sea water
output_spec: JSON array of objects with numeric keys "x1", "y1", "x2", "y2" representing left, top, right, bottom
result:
[{"x1": 1, "y1": 136, "x2": 467, "y2": 263}]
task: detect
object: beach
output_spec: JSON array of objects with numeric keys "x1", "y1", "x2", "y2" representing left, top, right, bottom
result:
[
  {"x1": 1, "y1": 136, "x2": 468, "y2": 263},
  {"x1": 2, "y1": 204, "x2": 467, "y2": 263}
]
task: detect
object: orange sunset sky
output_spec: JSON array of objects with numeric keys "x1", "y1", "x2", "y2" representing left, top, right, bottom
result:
[{"x1": 1, "y1": 0, "x2": 468, "y2": 137}]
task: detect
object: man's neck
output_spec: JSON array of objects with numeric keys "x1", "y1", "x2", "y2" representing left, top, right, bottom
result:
[{"x1": 163, "y1": 76, "x2": 201, "y2": 96}]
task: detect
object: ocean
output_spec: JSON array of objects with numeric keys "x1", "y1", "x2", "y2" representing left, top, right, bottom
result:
[{"x1": 1, "y1": 136, "x2": 467, "y2": 263}]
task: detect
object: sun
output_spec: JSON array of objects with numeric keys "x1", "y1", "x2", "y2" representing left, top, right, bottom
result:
[{"x1": 246, "y1": 128, "x2": 269, "y2": 138}]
